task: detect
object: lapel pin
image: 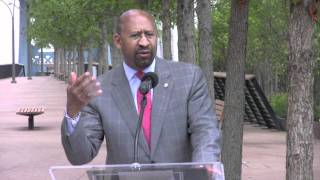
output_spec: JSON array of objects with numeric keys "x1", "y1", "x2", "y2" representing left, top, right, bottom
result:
[{"x1": 164, "y1": 83, "x2": 168, "y2": 88}]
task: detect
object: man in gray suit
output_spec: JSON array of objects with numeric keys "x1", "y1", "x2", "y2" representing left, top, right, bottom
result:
[{"x1": 61, "y1": 9, "x2": 220, "y2": 165}]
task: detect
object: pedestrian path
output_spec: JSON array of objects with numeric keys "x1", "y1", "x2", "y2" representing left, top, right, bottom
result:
[{"x1": 0, "y1": 76, "x2": 318, "y2": 180}]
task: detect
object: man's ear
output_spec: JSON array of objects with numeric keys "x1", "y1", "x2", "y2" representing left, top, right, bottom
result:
[{"x1": 113, "y1": 33, "x2": 122, "y2": 49}]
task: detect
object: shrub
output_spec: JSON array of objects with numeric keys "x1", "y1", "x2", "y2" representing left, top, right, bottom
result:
[
  {"x1": 270, "y1": 93, "x2": 288, "y2": 118},
  {"x1": 270, "y1": 93, "x2": 320, "y2": 121}
]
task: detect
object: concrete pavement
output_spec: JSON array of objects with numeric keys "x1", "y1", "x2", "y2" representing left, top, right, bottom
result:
[{"x1": 0, "y1": 76, "x2": 318, "y2": 179}]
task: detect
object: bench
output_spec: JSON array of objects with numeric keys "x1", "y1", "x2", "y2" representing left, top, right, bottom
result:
[
  {"x1": 16, "y1": 107, "x2": 45, "y2": 129},
  {"x1": 215, "y1": 99, "x2": 225, "y2": 129}
]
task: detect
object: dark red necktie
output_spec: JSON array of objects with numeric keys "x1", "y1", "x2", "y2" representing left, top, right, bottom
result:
[{"x1": 136, "y1": 71, "x2": 152, "y2": 147}]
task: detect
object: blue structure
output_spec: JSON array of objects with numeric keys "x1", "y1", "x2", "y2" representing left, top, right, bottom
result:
[
  {"x1": 18, "y1": 0, "x2": 54, "y2": 76},
  {"x1": 18, "y1": 0, "x2": 28, "y2": 74}
]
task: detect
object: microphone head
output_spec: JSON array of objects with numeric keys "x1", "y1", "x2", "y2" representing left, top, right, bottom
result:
[
  {"x1": 141, "y1": 72, "x2": 159, "y2": 88},
  {"x1": 139, "y1": 72, "x2": 159, "y2": 95}
]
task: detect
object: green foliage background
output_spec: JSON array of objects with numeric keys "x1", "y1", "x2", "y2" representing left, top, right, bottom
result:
[{"x1": 270, "y1": 93, "x2": 288, "y2": 118}]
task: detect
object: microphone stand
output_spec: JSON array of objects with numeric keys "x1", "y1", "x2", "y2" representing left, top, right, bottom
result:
[{"x1": 133, "y1": 95, "x2": 147, "y2": 163}]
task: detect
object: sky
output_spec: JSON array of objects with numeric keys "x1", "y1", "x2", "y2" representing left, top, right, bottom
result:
[{"x1": 0, "y1": 0, "x2": 20, "y2": 65}]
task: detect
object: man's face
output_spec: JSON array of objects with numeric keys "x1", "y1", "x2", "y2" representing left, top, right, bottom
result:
[{"x1": 113, "y1": 13, "x2": 157, "y2": 70}]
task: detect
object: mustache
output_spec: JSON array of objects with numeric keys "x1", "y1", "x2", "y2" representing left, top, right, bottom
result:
[{"x1": 136, "y1": 47, "x2": 152, "y2": 52}]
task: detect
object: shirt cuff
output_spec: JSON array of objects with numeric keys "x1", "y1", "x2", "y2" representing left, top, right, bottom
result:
[{"x1": 65, "y1": 112, "x2": 81, "y2": 134}]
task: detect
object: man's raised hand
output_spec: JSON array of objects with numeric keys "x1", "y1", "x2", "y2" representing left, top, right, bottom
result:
[{"x1": 66, "y1": 72, "x2": 102, "y2": 118}]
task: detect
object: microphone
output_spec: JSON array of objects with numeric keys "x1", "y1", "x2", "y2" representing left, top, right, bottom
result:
[
  {"x1": 139, "y1": 72, "x2": 159, "y2": 95},
  {"x1": 133, "y1": 72, "x2": 158, "y2": 163}
]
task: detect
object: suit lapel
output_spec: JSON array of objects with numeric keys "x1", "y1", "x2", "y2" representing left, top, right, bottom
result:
[
  {"x1": 110, "y1": 65, "x2": 150, "y2": 155},
  {"x1": 151, "y1": 58, "x2": 173, "y2": 157}
]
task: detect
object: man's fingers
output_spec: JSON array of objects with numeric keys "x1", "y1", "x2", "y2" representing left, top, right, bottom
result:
[
  {"x1": 71, "y1": 76, "x2": 102, "y2": 101},
  {"x1": 67, "y1": 71, "x2": 102, "y2": 107},
  {"x1": 86, "y1": 82, "x2": 103, "y2": 97},
  {"x1": 73, "y1": 75, "x2": 93, "y2": 94},
  {"x1": 66, "y1": 72, "x2": 100, "y2": 117},
  {"x1": 68, "y1": 72, "x2": 77, "y2": 86},
  {"x1": 81, "y1": 81, "x2": 102, "y2": 97},
  {"x1": 72, "y1": 72, "x2": 91, "y2": 87}
]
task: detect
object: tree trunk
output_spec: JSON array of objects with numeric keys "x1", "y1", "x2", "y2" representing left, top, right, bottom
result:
[
  {"x1": 161, "y1": 0, "x2": 172, "y2": 60},
  {"x1": 286, "y1": 1, "x2": 315, "y2": 179},
  {"x1": 87, "y1": 37, "x2": 94, "y2": 74},
  {"x1": 177, "y1": 0, "x2": 196, "y2": 63},
  {"x1": 60, "y1": 48, "x2": 66, "y2": 80},
  {"x1": 196, "y1": 0, "x2": 215, "y2": 104},
  {"x1": 221, "y1": 0, "x2": 249, "y2": 180},
  {"x1": 315, "y1": 72, "x2": 320, "y2": 110},
  {"x1": 59, "y1": 48, "x2": 65, "y2": 79},
  {"x1": 53, "y1": 48, "x2": 57, "y2": 77},
  {"x1": 67, "y1": 50, "x2": 72, "y2": 78},
  {"x1": 72, "y1": 46, "x2": 77, "y2": 73},
  {"x1": 111, "y1": 44, "x2": 122, "y2": 68},
  {"x1": 62, "y1": 49, "x2": 67, "y2": 82},
  {"x1": 111, "y1": 16, "x2": 123, "y2": 68},
  {"x1": 98, "y1": 18, "x2": 108, "y2": 75},
  {"x1": 255, "y1": 58, "x2": 274, "y2": 97},
  {"x1": 55, "y1": 48, "x2": 61, "y2": 77},
  {"x1": 78, "y1": 43, "x2": 84, "y2": 76},
  {"x1": 40, "y1": 47, "x2": 44, "y2": 73},
  {"x1": 27, "y1": 40, "x2": 32, "y2": 79},
  {"x1": 98, "y1": 39, "x2": 107, "y2": 75},
  {"x1": 313, "y1": 33, "x2": 320, "y2": 115}
]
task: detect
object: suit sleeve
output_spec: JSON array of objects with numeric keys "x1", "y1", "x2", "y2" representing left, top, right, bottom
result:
[
  {"x1": 187, "y1": 66, "x2": 221, "y2": 162},
  {"x1": 61, "y1": 103, "x2": 104, "y2": 165}
]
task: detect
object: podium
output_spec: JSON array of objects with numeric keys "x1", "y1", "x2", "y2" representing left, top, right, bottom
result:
[{"x1": 49, "y1": 162, "x2": 224, "y2": 180}]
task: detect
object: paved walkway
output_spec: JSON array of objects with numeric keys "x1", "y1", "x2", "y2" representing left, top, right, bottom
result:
[{"x1": 0, "y1": 76, "x2": 318, "y2": 180}]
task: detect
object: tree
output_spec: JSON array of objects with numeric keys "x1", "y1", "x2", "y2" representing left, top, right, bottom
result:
[
  {"x1": 160, "y1": 0, "x2": 173, "y2": 60},
  {"x1": 212, "y1": 0, "x2": 291, "y2": 95},
  {"x1": 110, "y1": 15, "x2": 123, "y2": 68},
  {"x1": 247, "y1": 0, "x2": 289, "y2": 96},
  {"x1": 221, "y1": 0, "x2": 249, "y2": 180},
  {"x1": 87, "y1": 36, "x2": 94, "y2": 74},
  {"x1": 212, "y1": 0, "x2": 230, "y2": 71},
  {"x1": 97, "y1": 16, "x2": 108, "y2": 75},
  {"x1": 286, "y1": 0, "x2": 317, "y2": 179},
  {"x1": 177, "y1": 0, "x2": 196, "y2": 63},
  {"x1": 196, "y1": 0, "x2": 215, "y2": 102}
]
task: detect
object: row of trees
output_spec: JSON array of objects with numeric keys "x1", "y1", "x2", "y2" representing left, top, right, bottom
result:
[
  {"x1": 26, "y1": 0, "x2": 319, "y2": 179},
  {"x1": 213, "y1": 0, "x2": 320, "y2": 97}
]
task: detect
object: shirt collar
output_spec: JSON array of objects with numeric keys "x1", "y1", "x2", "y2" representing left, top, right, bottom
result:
[{"x1": 123, "y1": 59, "x2": 156, "y2": 81}]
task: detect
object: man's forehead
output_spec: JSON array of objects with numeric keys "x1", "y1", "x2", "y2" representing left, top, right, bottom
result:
[
  {"x1": 127, "y1": 25, "x2": 156, "y2": 32},
  {"x1": 122, "y1": 16, "x2": 156, "y2": 32},
  {"x1": 123, "y1": 14, "x2": 152, "y2": 24}
]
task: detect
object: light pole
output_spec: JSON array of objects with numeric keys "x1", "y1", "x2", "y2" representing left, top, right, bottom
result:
[{"x1": 1, "y1": 0, "x2": 17, "y2": 83}]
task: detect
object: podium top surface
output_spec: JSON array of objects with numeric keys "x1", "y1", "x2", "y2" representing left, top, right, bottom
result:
[{"x1": 49, "y1": 162, "x2": 224, "y2": 180}]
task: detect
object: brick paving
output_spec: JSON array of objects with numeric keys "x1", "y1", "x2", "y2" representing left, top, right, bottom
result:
[{"x1": 0, "y1": 76, "x2": 318, "y2": 180}]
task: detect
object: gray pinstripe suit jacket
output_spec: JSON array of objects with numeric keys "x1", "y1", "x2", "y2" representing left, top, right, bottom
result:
[{"x1": 61, "y1": 57, "x2": 221, "y2": 165}]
